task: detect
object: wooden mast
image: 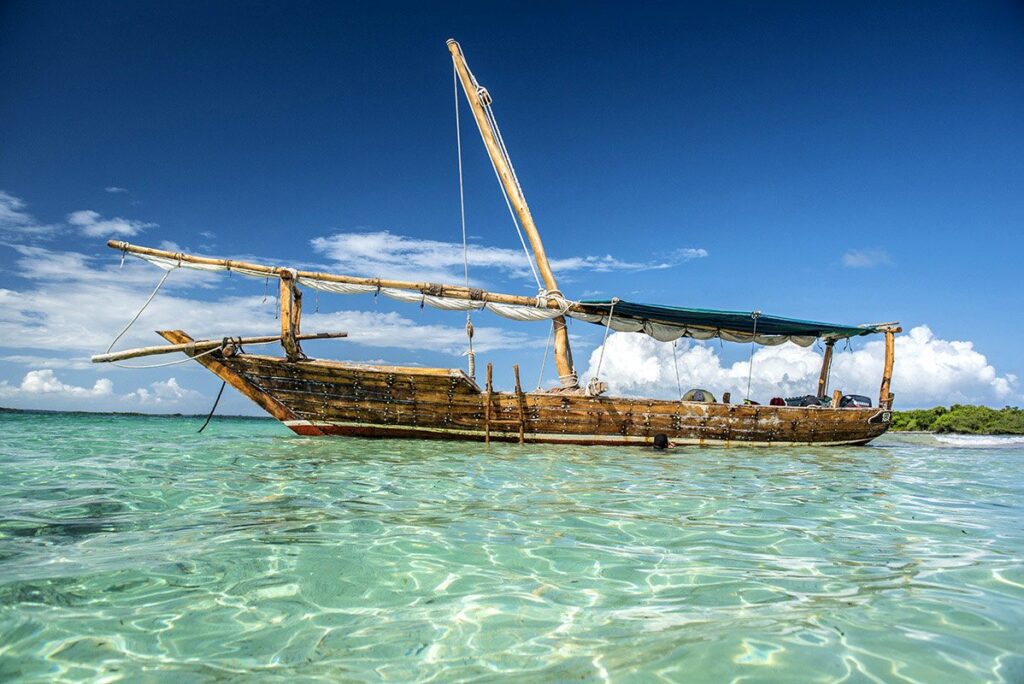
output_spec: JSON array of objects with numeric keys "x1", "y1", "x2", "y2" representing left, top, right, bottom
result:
[{"x1": 447, "y1": 39, "x2": 578, "y2": 389}]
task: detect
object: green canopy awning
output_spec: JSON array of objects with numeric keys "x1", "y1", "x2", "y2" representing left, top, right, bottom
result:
[{"x1": 568, "y1": 300, "x2": 891, "y2": 347}]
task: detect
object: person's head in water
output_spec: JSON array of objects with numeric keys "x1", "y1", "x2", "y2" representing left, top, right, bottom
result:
[{"x1": 653, "y1": 434, "x2": 669, "y2": 450}]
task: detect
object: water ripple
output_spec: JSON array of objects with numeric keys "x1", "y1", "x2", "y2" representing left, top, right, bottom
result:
[{"x1": 1, "y1": 413, "x2": 1022, "y2": 682}]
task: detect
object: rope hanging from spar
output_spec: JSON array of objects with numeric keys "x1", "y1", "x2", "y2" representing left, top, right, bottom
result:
[
  {"x1": 103, "y1": 263, "x2": 292, "y2": 369},
  {"x1": 672, "y1": 339, "x2": 682, "y2": 398},
  {"x1": 454, "y1": 60, "x2": 476, "y2": 380},
  {"x1": 588, "y1": 297, "x2": 618, "y2": 395},
  {"x1": 106, "y1": 265, "x2": 175, "y2": 357},
  {"x1": 102, "y1": 263, "x2": 229, "y2": 369},
  {"x1": 536, "y1": 323, "x2": 553, "y2": 390},
  {"x1": 744, "y1": 310, "x2": 761, "y2": 403},
  {"x1": 101, "y1": 265, "x2": 230, "y2": 369}
]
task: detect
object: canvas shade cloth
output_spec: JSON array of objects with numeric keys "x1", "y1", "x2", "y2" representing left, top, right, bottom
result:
[{"x1": 569, "y1": 299, "x2": 887, "y2": 347}]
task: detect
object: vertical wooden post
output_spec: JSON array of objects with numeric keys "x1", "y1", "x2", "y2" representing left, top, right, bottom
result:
[
  {"x1": 279, "y1": 271, "x2": 304, "y2": 362},
  {"x1": 817, "y1": 340, "x2": 835, "y2": 399},
  {"x1": 832, "y1": 389, "x2": 842, "y2": 408},
  {"x1": 879, "y1": 330, "x2": 895, "y2": 409},
  {"x1": 448, "y1": 39, "x2": 577, "y2": 389},
  {"x1": 484, "y1": 362, "x2": 493, "y2": 444},
  {"x1": 513, "y1": 364, "x2": 525, "y2": 444},
  {"x1": 291, "y1": 286, "x2": 302, "y2": 338}
]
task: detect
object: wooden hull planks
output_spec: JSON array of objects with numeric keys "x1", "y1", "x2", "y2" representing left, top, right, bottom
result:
[{"x1": 168, "y1": 334, "x2": 890, "y2": 447}]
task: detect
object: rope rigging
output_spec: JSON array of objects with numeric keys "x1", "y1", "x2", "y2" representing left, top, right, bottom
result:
[
  {"x1": 672, "y1": 340, "x2": 682, "y2": 398},
  {"x1": 536, "y1": 323, "x2": 553, "y2": 390},
  {"x1": 454, "y1": 61, "x2": 476, "y2": 379},
  {"x1": 101, "y1": 264, "x2": 228, "y2": 369},
  {"x1": 103, "y1": 260, "x2": 298, "y2": 369},
  {"x1": 453, "y1": 56, "x2": 542, "y2": 293},
  {"x1": 744, "y1": 310, "x2": 761, "y2": 403},
  {"x1": 588, "y1": 298, "x2": 618, "y2": 395},
  {"x1": 106, "y1": 265, "x2": 174, "y2": 358}
]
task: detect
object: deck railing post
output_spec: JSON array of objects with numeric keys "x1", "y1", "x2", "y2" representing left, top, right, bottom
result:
[
  {"x1": 484, "y1": 362, "x2": 493, "y2": 444},
  {"x1": 513, "y1": 364, "x2": 525, "y2": 443}
]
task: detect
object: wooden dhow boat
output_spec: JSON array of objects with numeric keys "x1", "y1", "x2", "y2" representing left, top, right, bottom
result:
[{"x1": 93, "y1": 40, "x2": 901, "y2": 447}]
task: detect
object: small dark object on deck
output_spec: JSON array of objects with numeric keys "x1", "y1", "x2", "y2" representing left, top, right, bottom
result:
[
  {"x1": 786, "y1": 394, "x2": 825, "y2": 407},
  {"x1": 840, "y1": 394, "x2": 872, "y2": 408}
]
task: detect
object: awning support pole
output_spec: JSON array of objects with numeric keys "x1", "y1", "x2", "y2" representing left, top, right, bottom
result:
[{"x1": 817, "y1": 339, "x2": 835, "y2": 399}]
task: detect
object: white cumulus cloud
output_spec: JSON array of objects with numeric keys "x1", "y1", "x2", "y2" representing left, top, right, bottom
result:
[
  {"x1": 68, "y1": 209, "x2": 155, "y2": 238},
  {"x1": 0, "y1": 369, "x2": 113, "y2": 398},
  {"x1": 127, "y1": 377, "x2": 201, "y2": 405},
  {"x1": 583, "y1": 326, "x2": 1018, "y2": 408}
]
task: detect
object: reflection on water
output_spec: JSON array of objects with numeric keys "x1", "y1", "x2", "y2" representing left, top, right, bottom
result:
[{"x1": 1, "y1": 413, "x2": 1022, "y2": 682}]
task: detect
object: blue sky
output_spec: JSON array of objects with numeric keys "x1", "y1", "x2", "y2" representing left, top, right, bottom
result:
[{"x1": 1, "y1": 0, "x2": 1022, "y2": 414}]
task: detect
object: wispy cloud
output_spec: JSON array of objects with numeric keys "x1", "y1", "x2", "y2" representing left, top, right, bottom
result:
[
  {"x1": 68, "y1": 209, "x2": 156, "y2": 238},
  {"x1": 8, "y1": 244, "x2": 217, "y2": 288},
  {"x1": 159, "y1": 240, "x2": 184, "y2": 252},
  {"x1": 310, "y1": 230, "x2": 707, "y2": 284},
  {"x1": 104, "y1": 186, "x2": 128, "y2": 194},
  {"x1": 842, "y1": 248, "x2": 892, "y2": 268},
  {"x1": 0, "y1": 355, "x2": 93, "y2": 370},
  {"x1": 0, "y1": 191, "x2": 60, "y2": 238}
]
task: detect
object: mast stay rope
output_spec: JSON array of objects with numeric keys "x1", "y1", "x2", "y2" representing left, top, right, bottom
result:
[
  {"x1": 454, "y1": 55, "x2": 542, "y2": 292},
  {"x1": 744, "y1": 310, "x2": 761, "y2": 402},
  {"x1": 454, "y1": 61, "x2": 476, "y2": 379}
]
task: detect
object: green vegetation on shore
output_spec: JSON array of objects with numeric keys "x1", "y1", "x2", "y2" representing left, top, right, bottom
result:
[{"x1": 891, "y1": 405, "x2": 1024, "y2": 434}]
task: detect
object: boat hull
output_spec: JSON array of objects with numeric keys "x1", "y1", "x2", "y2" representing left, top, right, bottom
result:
[{"x1": 163, "y1": 331, "x2": 891, "y2": 447}]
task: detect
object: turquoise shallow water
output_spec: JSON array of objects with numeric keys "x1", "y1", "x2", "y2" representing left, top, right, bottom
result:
[{"x1": 1, "y1": 412, "x2": 1022, "y2": 682}]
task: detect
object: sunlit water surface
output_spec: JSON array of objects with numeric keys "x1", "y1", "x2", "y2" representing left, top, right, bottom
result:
[{"x1": 1, "y1": 412, "x2": 1022, "y2": 682}]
